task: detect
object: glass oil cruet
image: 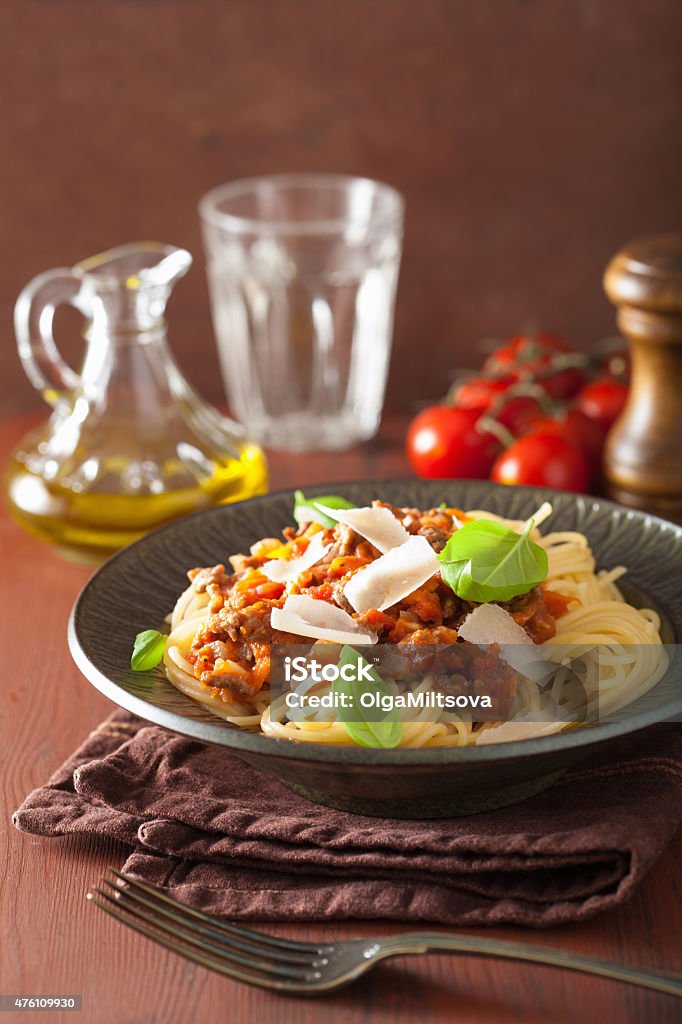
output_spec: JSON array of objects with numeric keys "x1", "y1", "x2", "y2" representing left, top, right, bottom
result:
[{"x1": 5, "y1": 242, "x2": 268, "y2": 562}]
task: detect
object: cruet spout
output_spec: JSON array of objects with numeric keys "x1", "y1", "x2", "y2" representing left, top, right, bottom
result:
[
  {"x1": 77, "y1": 242, "x2": 193, "y2": 331},
  {"x1": 79, "y1": 241, "x2": 192, "y2": 289}
]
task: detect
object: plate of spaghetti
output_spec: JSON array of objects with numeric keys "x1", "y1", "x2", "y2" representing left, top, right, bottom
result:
[{"x1": 69, "y1": 481, "x2": 682, "y2": 817}]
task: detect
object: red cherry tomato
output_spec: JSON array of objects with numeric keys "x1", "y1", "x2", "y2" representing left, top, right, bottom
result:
[
  {"x1": 484, "y1": 332, "x2": 586, "y2": 400},
  {"x1": 455, "y1": 378, "x2": 544, "y2": 435},
  {"x1": 491, "y1": 433, "x2": 590, "y2": 492},
  {"x1": 529, "y1": 409, "x2": 605, "y2": 477},
  {"x1": 576, "y1": 379, "x2": 628, "y2": 434},
  {"x1": 455, "y1": 376, "x2": 514, "y2": 408},
  {"x1": 406, "y1": 406, "x2": 502, "y2": 479},
  {"x1": 494, "y1": 395, "x2": 546, "y2": 435},
  {"x1": 485, "y1": 331, "x2": 572, "y2": 371}
]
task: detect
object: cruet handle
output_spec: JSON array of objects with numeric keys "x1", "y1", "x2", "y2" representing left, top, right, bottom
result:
[{"x1": 14, "y1": 267, "x2": 90, "y2": 409}]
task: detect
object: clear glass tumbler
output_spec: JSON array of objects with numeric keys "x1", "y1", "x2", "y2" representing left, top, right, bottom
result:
[{"x1": 199, "y1": 174, "x2": 404, "y2": 451}]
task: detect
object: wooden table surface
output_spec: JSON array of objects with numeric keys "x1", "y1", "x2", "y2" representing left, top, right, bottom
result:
[{"x1": 1, "y1": 413, "x2": 681, "y2": 1024}]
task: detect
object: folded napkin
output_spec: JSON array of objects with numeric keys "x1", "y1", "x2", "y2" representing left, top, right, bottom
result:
[{"x1": 13, "y1": 710, "x2": 682, "y2": 927}]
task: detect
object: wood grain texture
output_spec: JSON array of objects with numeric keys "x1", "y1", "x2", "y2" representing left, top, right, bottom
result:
[
  {"x1": 2, "y1": 1, "x2": 682, "y2": 417},
  {"x1": 1, "y1": 413, "x2": 681, "y2": 1024}
]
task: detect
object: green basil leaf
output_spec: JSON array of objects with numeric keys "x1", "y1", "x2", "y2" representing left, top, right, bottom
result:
[
  {"x1": 332, "y1": 646, "x2": 403, "y2": 749},
  {"x1": 437, "y1": 518, "x2": 548, "y2": 603},
  {"x1": 131, "y1": 629, "x2": 167, "y2": 671},
  {"x1": 293, "y1": 490, "x2": 354, "y2": 529}
]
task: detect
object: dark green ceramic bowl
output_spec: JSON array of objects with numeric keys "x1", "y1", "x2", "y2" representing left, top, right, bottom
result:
[{"x1": 68, "y1": 481, "x2": 682, "y2": 818}]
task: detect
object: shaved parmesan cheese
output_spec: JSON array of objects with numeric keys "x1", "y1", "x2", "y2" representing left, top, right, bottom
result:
[
  {"x1": 458, "y1": 603, "x2": 548, "y2": 679},
  {"x1": 270, "y1": 595, "x2": 377, "y2": 645},
  {"x1": 343, "y1": 536, "x2": 440, "y2": 614},
  {"x1": 530, "y1": 501, "x2": 553, "y2": 529},
  {"x1": 261, "y1": 532, "x2": 330, "y2": 583},
  {"x1": 458, "y1": 603, "x2": 534, "y2": 647},
  {"x1": 315, "y1": 504, "x2": 409, "y2": 553}
]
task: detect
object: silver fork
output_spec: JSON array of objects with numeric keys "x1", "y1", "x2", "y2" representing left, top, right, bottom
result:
[{"x1": 88, "y1": 869, "x2": 682, "y2": 998}]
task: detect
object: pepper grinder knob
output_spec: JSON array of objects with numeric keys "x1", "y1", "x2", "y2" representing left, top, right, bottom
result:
[{"x1": 603, "y1": 234, "x2": 682, "y2": 521}]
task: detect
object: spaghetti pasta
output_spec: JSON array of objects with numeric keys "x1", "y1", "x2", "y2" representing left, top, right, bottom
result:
[{"x1": 160, "y1": 500, "x2": 668, "y2": 747}]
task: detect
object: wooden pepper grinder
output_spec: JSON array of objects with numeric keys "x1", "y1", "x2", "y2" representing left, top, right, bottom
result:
[{"x1": 603, "y1": 234, "x2": 682, "y2": 521}]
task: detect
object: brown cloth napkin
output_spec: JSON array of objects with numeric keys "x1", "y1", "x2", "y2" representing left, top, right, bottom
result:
[{"x1": 13, "y1": 710, "x2": 682, "y2": 928}]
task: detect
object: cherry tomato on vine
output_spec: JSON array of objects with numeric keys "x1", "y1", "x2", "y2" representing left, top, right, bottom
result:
[
  {"x1": 455, "y1": 376, "x2": 513, "y2": 409},
  {"x1": 484, "y1": 332, "x2": 586, "y2": 400},
  {"x1": 528, "y1": 409, "x2": 605, "y2": 477},
  {"x1": 576, "y1": 378, "x2": 628, "y2": 434},
  {"x1": 455, "y1": 378, "x2": 545, "y2": 435},
  {"x1": 491, "y1": 433, "x2": 590, "y2": 492},
  {"x1": 484, "y1": 331, "x2": 571, "y2": 372},
  {"x1": 494, "y1": 395, "x2": 547, "y2": 435},
  {"x1": 406, "y1": 406, "x2": 502, "y2": 479}
]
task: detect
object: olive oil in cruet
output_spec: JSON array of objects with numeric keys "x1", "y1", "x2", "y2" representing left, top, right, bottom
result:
[{"x1": 5, "y1": 242, "x2": 268, "y2": 562}]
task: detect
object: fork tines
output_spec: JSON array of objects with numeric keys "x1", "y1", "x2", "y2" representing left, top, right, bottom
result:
[{"x1": 87, "y1": 868, "x2": 331, "y2": 991}]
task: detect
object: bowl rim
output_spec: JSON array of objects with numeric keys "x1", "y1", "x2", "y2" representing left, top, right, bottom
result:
[{"x1": 68, "y1": 478, "x2": 682, "y2": 766}]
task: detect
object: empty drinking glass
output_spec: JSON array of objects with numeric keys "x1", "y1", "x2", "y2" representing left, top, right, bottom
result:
[{"x1": 199, "y1": 174, "x2": 404, "y2": 451}]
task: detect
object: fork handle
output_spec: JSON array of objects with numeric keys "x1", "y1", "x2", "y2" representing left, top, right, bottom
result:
[{"x1": 376, "y1": 933, "x2": 682, "y2": 998}]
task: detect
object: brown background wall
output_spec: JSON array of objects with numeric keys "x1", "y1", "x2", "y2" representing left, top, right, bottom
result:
[{"x1": 2, "y1": 0, "x2": 682, "y2": 417}]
